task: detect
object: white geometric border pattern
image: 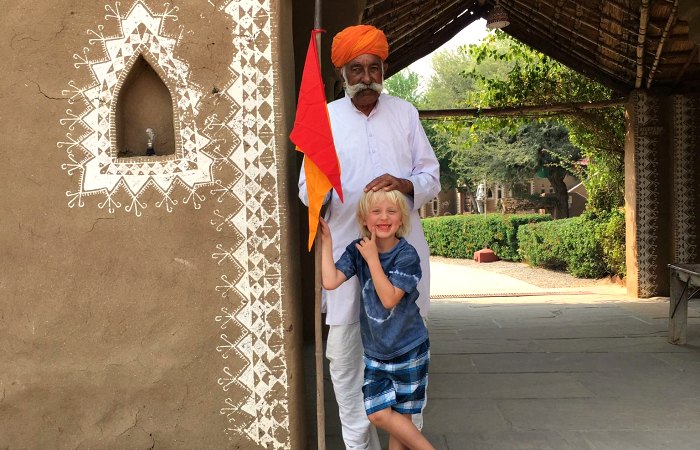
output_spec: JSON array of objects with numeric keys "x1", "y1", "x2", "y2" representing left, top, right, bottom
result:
[
  {"x1": 58, "y1": 1, "x2": 214, "y2": 216},
  {"x1": 634, "y1": 92, "x2": 662, "y2": 298},
  {"x1": 58, "y1": 1, "x2": 290, "y2": 447},
  {"x1": 673, "y1": 95, "x2": 699, "y2": 263},
  {"x1": 213, "y1": 0, "x2": 289, "y2": 447}
]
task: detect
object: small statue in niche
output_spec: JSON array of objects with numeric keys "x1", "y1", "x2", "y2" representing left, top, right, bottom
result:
[
  {"x1": 475, "y1": 181, "x2": 487, "y2": 214},
  {"x1": 146, "y1": 128, "x2": 156, "y2": 156}
]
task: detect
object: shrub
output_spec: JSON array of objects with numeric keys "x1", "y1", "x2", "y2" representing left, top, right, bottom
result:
[
  {"x1": 421, "y1": 213, "x2": 551, "y2": 261},
  {"x1": 596, "y1": 209, "x2": 626, "y2": 278},
  {"x1": 517, "y1": 211, "x2": 626, "y2": 278}
]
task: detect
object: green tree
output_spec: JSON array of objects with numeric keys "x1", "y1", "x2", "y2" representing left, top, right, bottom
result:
[
  {"x1": 465, "y1": 31, "x2": 625, "y2": 213},
  {"x1": 434, "y1": 119, "x2": 578, "y2": 217},
  {"x1": 386, "y1": 68, "x2": 458, "y2": 193},
  {"x1": 384, "y1": 69, "x2": 422, "y2": 106},
  {"x1": 419, "y1": 30, "x2": 624, "y2": 216},
  {"x1": 518, "y1": 122, "x2": 581, "y2": 218},
  {"x1": 423, "y1": 48, "x2": 476, "y2": 109}
]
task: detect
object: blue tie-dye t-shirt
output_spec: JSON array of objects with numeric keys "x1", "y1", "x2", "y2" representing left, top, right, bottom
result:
[{"x1": 335, "y1": 237, "x2": 428, "y2": 360}]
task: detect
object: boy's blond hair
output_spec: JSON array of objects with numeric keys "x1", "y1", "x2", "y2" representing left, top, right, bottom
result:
[{"x1": 356, "y1": 190, "x2": 411, "y2": 238}]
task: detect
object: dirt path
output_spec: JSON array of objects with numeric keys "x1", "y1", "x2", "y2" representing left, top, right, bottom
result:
[{"x1": 431, "y1": 256, "x2": 622, "y2": 290}]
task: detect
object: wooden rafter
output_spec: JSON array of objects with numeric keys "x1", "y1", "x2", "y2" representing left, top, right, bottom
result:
[
  {"x1": 386, "y1": 5, "x2": 487, "y2": 77},
  {"x1": 635, "y1": 0, "x2": 650, "y2": 88},
  {"x1": 674, "y1": 45, "x2": 699, "y2": 85},
  {"x1": 647, "y1": 0, "x2": 679, "y2": 88},
  {"x1": 506, "y1": 0, "x2": 637, "y2": 68},
  {"x1": 418, "y1": 98, "x2": 627, "y2": 119},
  {"x1": 360, "y1": 0, "x2": 700, "y2": 92}
]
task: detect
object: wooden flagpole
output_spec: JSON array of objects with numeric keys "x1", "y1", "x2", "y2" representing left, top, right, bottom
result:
[
  {"x1": 313, "y1": 2, "x2": 326, "y2": 449},
  {"x1": 314, "y1": 233, "x2": 326, "y2": 450}
]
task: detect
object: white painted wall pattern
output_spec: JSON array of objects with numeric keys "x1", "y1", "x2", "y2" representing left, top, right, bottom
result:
[{"x1": 59, "y1": 1, "x2": 290, "y2": 447}]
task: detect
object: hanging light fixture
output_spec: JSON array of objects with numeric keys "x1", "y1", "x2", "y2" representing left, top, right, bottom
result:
[{"x1": 486, "y1": 0, "x2": 510, "y2": 29}]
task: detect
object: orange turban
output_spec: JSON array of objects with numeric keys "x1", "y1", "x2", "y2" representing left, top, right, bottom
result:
[{"x1": 331, "y1": 25, "x2": 389, "y2": 68}]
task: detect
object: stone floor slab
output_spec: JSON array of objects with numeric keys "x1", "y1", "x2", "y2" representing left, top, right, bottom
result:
[
  {"x1": 574, "y1": 430, "x2": 700, "y2": 450},
  {"x1": 423, "y1": 399, "x2": 510, "y2": 434},
  {"x1": 469, "y1": 351, "x2": 676, "y2": 374},
  {"x1": 304, "y1": 260, "x2": 700, "y2": 449},
  {"x1": 428, "y1": 372, "x2": 594, "y2": 399},
  {"x1": 497, "y1": 398, "x2": 700, "y2": 431},
  {"x1": 444, "y1": 431, "x2": 593, "y2": 450}
]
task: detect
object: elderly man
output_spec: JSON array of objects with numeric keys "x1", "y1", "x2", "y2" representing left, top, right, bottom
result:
[{"x1": 299, "y1": 24, "x2": 440, "y2": 450}]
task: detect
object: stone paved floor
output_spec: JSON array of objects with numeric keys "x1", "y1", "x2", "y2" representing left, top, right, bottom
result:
[{"x1": 305, "y1": 261, "x2": 700, "y2": 450}]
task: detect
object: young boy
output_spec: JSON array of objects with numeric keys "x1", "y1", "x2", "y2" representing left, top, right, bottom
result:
[{"x1": 320, "y1": 189, "x2": 434, "y2": 450}]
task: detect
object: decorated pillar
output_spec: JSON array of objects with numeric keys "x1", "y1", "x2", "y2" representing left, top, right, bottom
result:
[
  {"x1": 626, "y1": 91, "x2": 700, "y2": 298},
  {"x1": 672, "y1": 94, "x2": 700, "y2": 265},
  {"x1": 625, "y1": 91, "x2": 673, "y2": 297}
]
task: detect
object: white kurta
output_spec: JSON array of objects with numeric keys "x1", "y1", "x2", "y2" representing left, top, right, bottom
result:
[{"x1": 299, "y1": 93, "x2": 441, "y2": 325}]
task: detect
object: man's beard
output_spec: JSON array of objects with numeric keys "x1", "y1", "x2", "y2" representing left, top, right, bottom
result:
[{"x1": 342, "y1": 69, "x2": 383, "y2": 99}]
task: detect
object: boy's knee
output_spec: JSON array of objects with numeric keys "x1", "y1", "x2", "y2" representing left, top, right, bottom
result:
[{"x1": 367, "y1": 408, "x2": 390, "y2": 427}]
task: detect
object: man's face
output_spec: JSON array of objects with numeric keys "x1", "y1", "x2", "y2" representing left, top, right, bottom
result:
[{"x1": 342, "y1": 54, "x2": 385, "y2": 109}]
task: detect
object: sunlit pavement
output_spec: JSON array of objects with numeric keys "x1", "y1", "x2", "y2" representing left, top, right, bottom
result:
[{"x1": 306, "y1": 259, "x2": 700, "y2": 449}]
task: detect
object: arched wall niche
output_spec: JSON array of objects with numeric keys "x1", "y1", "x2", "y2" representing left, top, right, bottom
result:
[{"x1": 113, "y1": 48, "x2": 178, "y2": 159}]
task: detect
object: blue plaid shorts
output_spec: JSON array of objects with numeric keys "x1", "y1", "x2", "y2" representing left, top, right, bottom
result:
[{"x1": 362, "y1": 339, "x2": 430, "y2": 415}]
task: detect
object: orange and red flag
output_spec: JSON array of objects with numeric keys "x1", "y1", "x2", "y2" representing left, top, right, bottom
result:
[{"x1": 290, "y1": 29, "x2": 344, "y2": 251}]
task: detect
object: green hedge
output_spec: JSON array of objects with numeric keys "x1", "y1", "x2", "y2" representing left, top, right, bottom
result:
[
  {"x1": 421, "y1": 213, "x2": 552, "y2": 261},
  {"x1": 517, "y1": 210, "x2": 625, "y2": 278},
  {"x1": 597, "y1": 209, "x2": 626, "y2": 278}
]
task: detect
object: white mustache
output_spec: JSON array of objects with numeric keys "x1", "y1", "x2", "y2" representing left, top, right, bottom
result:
[
  {"x1": 345, "y1": 81, "x2": 383, "y2": 98},
  {"x1": 342, "y1": 67, "x2": 384, "y2": 98}
]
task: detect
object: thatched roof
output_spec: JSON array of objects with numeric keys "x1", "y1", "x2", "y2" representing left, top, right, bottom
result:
[{"x1": 362, "y1": 0, "x2": 700, "y2": 94}]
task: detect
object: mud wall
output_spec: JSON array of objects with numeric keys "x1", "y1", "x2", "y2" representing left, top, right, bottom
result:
[{"x1": 0, "y1": 0, "x2": 303, "y2": 448}]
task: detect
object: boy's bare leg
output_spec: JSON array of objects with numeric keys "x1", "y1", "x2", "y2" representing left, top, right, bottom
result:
[
  {"x1": 368, "y1": 409, "x2": 434, "y2": 450},
  {"x1": 389, "y1": 435, "x2": 407, "y2": 450},
  {"x1": 388, "y1": 416, "x2": 409, "y2": 450}
]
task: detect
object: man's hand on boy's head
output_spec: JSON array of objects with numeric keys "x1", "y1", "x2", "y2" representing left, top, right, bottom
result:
[
  {"x1": 355, "y1": 227, "x2": 379, "y2": 262},
  {"x1": 363, "y1": 173, "x2": 413, "y2": 196}
]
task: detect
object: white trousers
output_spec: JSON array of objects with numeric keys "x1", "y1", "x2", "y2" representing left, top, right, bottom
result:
[
  {"x1": 326, "y1": 322, "x2": 425, "y2": 450},
  {"x1": 327, "y1": 322, "x2": 381, "y2": 450}
]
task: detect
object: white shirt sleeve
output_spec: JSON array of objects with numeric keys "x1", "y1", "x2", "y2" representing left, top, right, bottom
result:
[{"x1": 406, "y1": 106, "x2": 441, "y2": 211}]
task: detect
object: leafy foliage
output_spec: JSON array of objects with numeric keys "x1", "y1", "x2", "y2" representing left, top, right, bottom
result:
[
  {"x1": 595, "y1": 209, "x2": 626, "y2": 278},
  {"x1": 464, "y1": 31, "x2": 625, "y2": 213},
  {"x1": 407, "y1": 31, "x2": 625, "y2": 215},
  {"x1": 517, "y1": 210, "x2": 626, "y2": 278},
  {"x1": 421, "y1": 213, "x2": 551, "y2": 261},
  {"x1": 383, "y1": 69, "x2": 422, "y2": 105},
  {"x1": 389, "y1": 30, "x2": 628, "y2": 278},
  {"x1": 422, "y1": 48, "x2": 478, "y2": 109}
]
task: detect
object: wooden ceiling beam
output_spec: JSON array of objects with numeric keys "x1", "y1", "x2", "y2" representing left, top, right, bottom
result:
[
  {"x1": 418, "y1": 98, "x2": 627, "y2": 120},
  {"x1": 387, "y1": 0, "x2": 469, "y2": 46},
  {"x1": 387, "y1": 2, "x2": 478, "y2": 55},
  {"x1": 386, "y1": 8, "x2": 485, "y2": 77},
  {"x1": 501, "y1": 3, "x2": 637, "y2": 79},
  {"x1": 647, "y1": 0, "x2": 678, "y2": 88},
  {"x1": 635, "y1": 0, "x2": 650, "y2": 88},
  {"x1": 364, "y1": 0, "x2": 388, "y2": 10},
  {"x1": 674, "y1": 45, "x2": 699, "y2": 85},
  {"x1": 361, "y1": 0, "x2": 697, "y2": 91},
  {"x1": 508, "y1": 0, "x2": 638, "y2": 66},
  {"x1": 363, "y1": 0, "x2": 423, "y2": 25}
]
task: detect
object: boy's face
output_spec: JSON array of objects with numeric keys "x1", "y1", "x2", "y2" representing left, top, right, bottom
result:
[{"x1": 363, "y1": 198, "x2": 402, "y2": 240}]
